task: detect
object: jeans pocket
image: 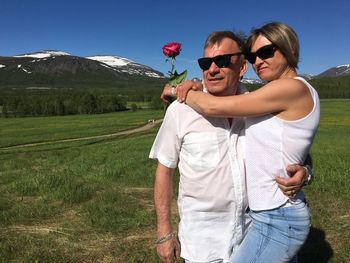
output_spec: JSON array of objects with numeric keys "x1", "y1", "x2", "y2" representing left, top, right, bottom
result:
[{"x1": 287, "y1": 222, "x2": 310, "y2": 258}]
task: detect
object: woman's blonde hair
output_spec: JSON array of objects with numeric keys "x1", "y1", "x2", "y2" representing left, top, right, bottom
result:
[{"x1": 246, "y1": 22, "x2": 299, "y2": 69}]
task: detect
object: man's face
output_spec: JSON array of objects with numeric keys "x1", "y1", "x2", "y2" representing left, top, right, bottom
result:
[{"x1": 202, "y1": 38, "x2": 247, "y2": 96}]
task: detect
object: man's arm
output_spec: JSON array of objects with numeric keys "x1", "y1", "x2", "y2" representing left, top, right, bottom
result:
[
  {"x1": 276, "y1": 155, "x2": 313, "y2": 198},
  {"x1": 154, "y1": 162, "x2": 180, "y2": 263}
]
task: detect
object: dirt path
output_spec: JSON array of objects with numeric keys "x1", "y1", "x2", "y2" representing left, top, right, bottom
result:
[{"x1": 2, "y1": 119, "x2": 163, "y2": 150}]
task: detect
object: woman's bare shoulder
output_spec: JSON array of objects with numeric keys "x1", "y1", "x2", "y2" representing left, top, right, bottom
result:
[{"x1": 261, "y1": 78, "x2": 307, "y2": 93}]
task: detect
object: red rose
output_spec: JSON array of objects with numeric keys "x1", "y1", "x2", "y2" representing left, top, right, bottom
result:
[
  {"x1": 162, "y1": 42, "x2": 181, "y2": 58},
  {"x1": 161, "y1": 41, "x2": 187, "y2": 88}
]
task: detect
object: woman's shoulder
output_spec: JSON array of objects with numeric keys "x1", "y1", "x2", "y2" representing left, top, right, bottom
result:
[
  {"x1": 251, "y1": 78, "x2": 310, "y2": 103},
  {"x1": 264, "y1": 77, "x2": 308, "y2": 93},
  {"x1": 269, "y1": 77, "x2": 306, "y2": 86}
]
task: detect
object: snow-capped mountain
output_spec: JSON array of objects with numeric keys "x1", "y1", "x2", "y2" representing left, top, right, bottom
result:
[
  {"x1": 87, "y1": 55, "x2": 164, "y2": 78},
  {"x1": 0, "y1": 50, "x2": 166, "y2": 88},
  {"x1": 0, "y1": 50, "x2": 164, "y2": 79},
  {"x1": 316, "y1": 64, "x2": 350, "y2": 78}
]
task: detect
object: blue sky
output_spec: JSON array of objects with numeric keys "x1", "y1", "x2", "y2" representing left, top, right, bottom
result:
[{"x1": 1, "y1": 0, "x2": 349, "y2": 79}]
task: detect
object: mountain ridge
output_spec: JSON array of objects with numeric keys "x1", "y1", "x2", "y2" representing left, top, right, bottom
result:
[
  {"x1": 1, "y1": 50, "x2": 164, "y2": 78},
  {"x1": 316, "y1": 64, "x2": 350, "y2": 78},
  {"x1": 0, "y1": 50, "x2": 165, "y2": 88}
]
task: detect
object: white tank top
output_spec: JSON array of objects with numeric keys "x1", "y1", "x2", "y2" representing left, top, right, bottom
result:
[{"x1": 245, "y1": 77, "x2": 320, "y2": 211}]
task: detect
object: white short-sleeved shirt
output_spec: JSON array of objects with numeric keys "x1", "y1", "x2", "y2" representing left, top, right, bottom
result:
[{"x1": 150, "y1": 100, "x2": 249, "y2": 262}]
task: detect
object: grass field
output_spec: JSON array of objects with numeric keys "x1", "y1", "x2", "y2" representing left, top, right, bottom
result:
[
  {"x1": 0, "y1": 110, "x2": 164, "y2": 148},
  {"x1": 0, "y1": 100, "x2": 349, "y2": 262}
]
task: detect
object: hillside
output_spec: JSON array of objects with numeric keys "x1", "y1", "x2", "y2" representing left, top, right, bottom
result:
[
  {"x1": 316, "y1": 64, "x2": 350, "y2": 78},
  {"x1": 310, "y1": 74, "x2": 350, "y2": 98},
  {"x1": 0, "y1": 50, "x2": 165, "y2": 89}
]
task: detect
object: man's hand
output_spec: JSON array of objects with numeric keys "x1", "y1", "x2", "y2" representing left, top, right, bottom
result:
[
  {"x1": 160, "y1": 85, "x2": 176, "y2": 104},
  {"x1": 156, "y1": 236, "x2": 181, "y2": 263},
  {"x1": 276, "y1": 164, "x2": 308, "y2": 198}
]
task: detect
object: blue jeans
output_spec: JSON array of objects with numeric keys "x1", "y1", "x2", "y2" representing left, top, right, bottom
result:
[{"x1": 229, "y1": 200, "x2": 310, "y2": 263}]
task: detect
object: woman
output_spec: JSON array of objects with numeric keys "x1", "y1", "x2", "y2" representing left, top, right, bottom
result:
[{"x1": 175, "y1": 22, "x2": 320, "y2": 262}]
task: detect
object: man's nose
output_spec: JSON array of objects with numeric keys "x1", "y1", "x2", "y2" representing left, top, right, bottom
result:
[{"x1": 208, "y1": 61, "x2": 220, "y2": 74}]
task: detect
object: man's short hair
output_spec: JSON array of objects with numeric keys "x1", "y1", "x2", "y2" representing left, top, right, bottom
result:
[{"x1": 204, "y1": 31, "x2": 246, "y2": 52}]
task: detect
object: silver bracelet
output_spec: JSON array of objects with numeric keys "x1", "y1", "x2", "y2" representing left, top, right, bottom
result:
[
  {"x1": 154, "y1": 232, "x2": 176, "y2": 245},
  {"x1": 302, "y1": 164, "x2": 313, "y2": 186}
]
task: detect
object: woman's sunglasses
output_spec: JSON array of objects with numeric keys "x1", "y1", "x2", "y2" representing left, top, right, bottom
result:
[
  {"x1": 245, "y1": 44, "x2": 277, "y2": 64},
  {"x1": 197, "y1": 52, "x2": 243, "y2": 71}
]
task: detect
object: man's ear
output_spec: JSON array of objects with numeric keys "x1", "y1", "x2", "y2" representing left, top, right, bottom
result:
[{"x1": 239, "y1": 59, "x2": 248, "y2": 78}]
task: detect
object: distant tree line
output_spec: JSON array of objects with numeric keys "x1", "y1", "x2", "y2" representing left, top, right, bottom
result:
[
  {"x1": 0, "y1": 87, "x2": 164, "y2": 118},
  {"x1": 309, "y1": 76, "x2": 350, "y2": 98},
  {"x1": 0, "y1": 89, "x2": 128, "y2": 117},
  {"x1": 246, "y1": 75, "x2": 350, "y2": 99}
]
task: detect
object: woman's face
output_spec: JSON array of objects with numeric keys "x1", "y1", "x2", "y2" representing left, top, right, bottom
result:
[{"x1": 250, "y1": 35, "x2": 290, "y2": 82}]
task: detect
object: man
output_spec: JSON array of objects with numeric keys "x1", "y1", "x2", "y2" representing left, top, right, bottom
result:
[{"x1": 150, "y1": 31, "x2": 309, "y2": 263}]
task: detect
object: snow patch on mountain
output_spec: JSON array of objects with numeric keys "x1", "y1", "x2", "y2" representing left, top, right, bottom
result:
[
  {"x1": 145, "y1": 71, "x2": 164, "y2": 78},
  {"x1": 241, "y1": 78, "x2": 262, "y2": 84},
  {"x1": 16, "y1": 64, "x2": 31, "y2": 73},
  {"x1": 87, "y1": 55, "x2": 132, "y2": 67},
  {"x1": 336, "y1": 64, "x2": 350, "y2": 75},
  {"x1": 22, "y1": 68, "x2": 32, "y2": 74},
  {"x1": 15, "y1": 50, "x2": 70, "y2": 59},
  {"x1": 0, "y1": 64, "x2": 6, "y2": 69},
  {"x1": 87, "y1": 55, "x2": 164, "y2": 78},
  {"x1": 336, "y1": 64, "x2": 350, "y2": 68}
]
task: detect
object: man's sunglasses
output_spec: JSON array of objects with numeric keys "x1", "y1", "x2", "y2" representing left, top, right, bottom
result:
[
  {"x1": 197, "y1": 52, "x2": 243, "y2": 71},
  {"x1": 245, "y1": 44, "x2": 277, "y2": 64}
]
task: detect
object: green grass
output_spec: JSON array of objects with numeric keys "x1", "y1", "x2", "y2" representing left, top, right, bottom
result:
[
  {"x1": 298, "y1": 99, "x2": 350, "y2": 263},
  {"x1": 0, "y1": 101, "x2": 349, "y2": 262},
  {"x1": 0, "y1": 128, "x2": 161, "y2": 261},
  {"x1": 0, "y1": 109, "x2": 163, "y2": 148}
]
